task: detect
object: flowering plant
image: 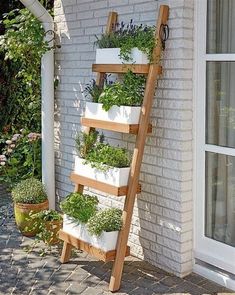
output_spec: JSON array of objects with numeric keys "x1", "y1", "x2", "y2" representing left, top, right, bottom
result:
[
  {"x1": 95, "y1": 20, "x2": 156, "y2": 62},
  {"x1": 0, "y1": 130, "x2": 41, "y2": 187}
]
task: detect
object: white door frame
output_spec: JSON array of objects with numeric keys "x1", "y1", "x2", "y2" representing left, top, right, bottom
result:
[{"x1": 194, "y1": 0, "x2": 235, "y2": 275}]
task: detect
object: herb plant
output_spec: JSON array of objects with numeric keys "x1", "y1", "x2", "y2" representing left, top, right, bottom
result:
[
  {"x1": 75, "y1": 129, "x2": 104, "y2": 159},
  {"x1": 12, "y1": 178, "x2": 48, "y2": 204},
  {"x1": 84, "y1": 79, "x2": 103, "y2": 103},
  {"x1": 85, "y1": 143, "x2": 131, "y2": 171},
  {"x1": 95, "y1": 20, "x2": 156, "y2": 62},
  {"x1": 87, "y1": 208, "x2": 122, "y2": 236},
  {"x1": 98, "y1": 70, "x2": 145, "y2": 111},
  {"x1": 60, "y1": 192, "x2": 99, "y2": 223}
]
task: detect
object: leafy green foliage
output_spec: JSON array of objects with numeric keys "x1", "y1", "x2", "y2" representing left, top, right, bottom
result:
[
  {"x1": 85, "y1": 143, "x2": 131, "y2": 170},
  {"x1": 98, "y1": 71, "x2": 146, "y2": 111},
  {"x1": 75, "y1": 130, "x2": 104, "y2": 159},
  {"x1": 0, "y1": 8, "x2": 49, "y2": 134},
  {"x1": 87, "y1": 208, "x2": 122, "y2": 236},
  {"x1": 75, "y1": 130, "x2": 131, "y2": 170},
  {"x1": 84, "y1": 79, "x2": 103, "y2": 103},
  {"x1": 12, "y1": 178, "x2": 48, "y2": 204},
  {"x1": 95, "y1": 20, "x2": 156, "y2": 62},
  {"x1": 60, "y1": 193, "x2": 99, "y2": 223},
  {"x1": 33, "y1": 210, "x2": 62, "y2": 222},
  {"x1": 0, "y1": 131, "x2": 42, "y2": 187}
]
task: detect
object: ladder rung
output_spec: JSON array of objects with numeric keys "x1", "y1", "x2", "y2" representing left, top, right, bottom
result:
[
  {"x1": 92, "y1": 64, "x2": 162, "y2": 75},
  {"x1": 70, "y1": 173, "x2": 141, "y2": 196},
  {"x1": 59, "y1": 230, "x2": 130, "y2": 262},
  {"x1": 81, "y1": 118, "x2": 152, "y2": 134}
]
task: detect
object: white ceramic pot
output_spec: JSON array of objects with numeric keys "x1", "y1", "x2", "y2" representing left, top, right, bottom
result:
[
  {"x1": 95, "y1": 48, "x2": 149, "y2": 64},
  {"x1": 85, "y1": 102, "x2": 141, "y2": 124},
  {"x1": 63, "y1": 215, "x2": 118, "y2": 251},
  {"x1": 74, "y1": 156, "x2": 130, "y2": 187}
]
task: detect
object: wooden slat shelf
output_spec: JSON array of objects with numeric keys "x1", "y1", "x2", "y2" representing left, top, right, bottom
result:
[
  {"x1": 81, "y1": 118, "x2": 152, "y2": 134},
  {"x1": 92, "y1": 64, "x2": 162, "y2": 75},
  {"x1": 59, "y1": 230, "x2": 130, "y2": 262},
  {"x1": 70, "y1": 172, "x2": 141, "y2": 196}
]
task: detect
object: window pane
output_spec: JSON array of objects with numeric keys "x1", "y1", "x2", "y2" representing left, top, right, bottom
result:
[
  {"x1": 206, "y1": 61, "x2": 235, "y2": 148},
  {"x1": 205, "y1": 152, "x2": 235, "y2": 247},
  {"x1": 207, "y1": 0, "x2": 235, "y2": 53}
]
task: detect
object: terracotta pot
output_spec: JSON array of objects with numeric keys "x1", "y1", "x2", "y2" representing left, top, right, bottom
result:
[
  {"x1": 44, "y1": 219, "x2": 62, "y2": 245},
  {"x1": 14, "y1": 200, "x2": 49, "y2": 237}
]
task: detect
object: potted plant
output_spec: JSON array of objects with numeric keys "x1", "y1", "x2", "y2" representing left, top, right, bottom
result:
[
  {"x1": 30, "y1": 210, "x2": 63, "y2": 245},
  {"x1": 84, "y1": 71, "x2": 146, "y2": 124},
  {"x1": 75, "y1": 131, "x2": 131, "y2": 187},
  {"x1": 87, "y1": 208, "x2": 122, "y2": 251},
  {"x1": 60, "y1": 192, "x2": 99, "y2": 243},
  {"x1": 95, "y1": 20, "x2": 156, "y2": 64},
  {"x1": 12, "y1": 178, "x2": 49, "y2": 237}
]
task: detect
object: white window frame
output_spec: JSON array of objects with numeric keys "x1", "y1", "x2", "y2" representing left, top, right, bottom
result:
[{"x1": 194, "y1": 0, "x2": 235, "y2": 275}]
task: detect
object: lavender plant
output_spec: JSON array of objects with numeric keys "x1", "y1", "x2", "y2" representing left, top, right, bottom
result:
[{"x1": 95, "y1": 19, "x2": 156, "y2": 62}]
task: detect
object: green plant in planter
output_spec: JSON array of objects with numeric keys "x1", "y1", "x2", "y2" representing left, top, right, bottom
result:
[
  {"x1": 85, "y1": 143, "x2": 131, "y2": 171},
  {"x1": 83, "y1": 79, "x2": 103, "y2": 103},
  {"x1": 98, "y1": 70, "x2": 146, "y2": 111},
  {"x1": 12, "y1": 178, "x2": 49, "y2": 236},
  {"x1": 87, "y1": 208, "x2": 122, "y2": 236},
  {"x1": 12, "y1": 178, "x2": 47, "y2": 204},
  {"x1": 29, "y1": 210, "x2": 62, "y2": 245},
  {"x1": 60, "y1": 192, "x2": 99, "y2": 223},
  {"x1": 75, "y1": 129, "x2": 104, "y2": 159},
  {"x1": 95, "y1": 20, "x2": 156, "y2": 62}
]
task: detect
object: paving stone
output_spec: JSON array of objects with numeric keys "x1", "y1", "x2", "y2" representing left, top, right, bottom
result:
[
  {"x1": 0, "y1": 199, "x2": 234, "y2": 295},
  {"x1": 160, "y1": 275, "x2": 184, "y2": 287},
  {"x1": 85, "y1": 287, "x2": 105, "y2": 295}
]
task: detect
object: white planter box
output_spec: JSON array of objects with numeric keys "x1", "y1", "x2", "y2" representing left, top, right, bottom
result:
[
  {"x1": 63, "y1": 214, "x2": 90, "y2": 243},
  {"x1": 63, "y1": 215, "x2": 118, "y2": 251},
  {"x1": 95, "y1": 48, "x2": 149, "y2": 64},
  {"x1": 74, "y1": 156, "x2": 130, "y2": 187},
  {"x1": 85, "y1": 102, "x2": 141, "y2": 124}
]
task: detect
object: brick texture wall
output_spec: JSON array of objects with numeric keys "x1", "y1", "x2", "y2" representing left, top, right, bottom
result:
[{"x1": 54, "y1": 0, "x2": 194, "y2": 277}]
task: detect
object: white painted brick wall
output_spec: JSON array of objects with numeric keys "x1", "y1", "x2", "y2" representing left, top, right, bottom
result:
[{"x1": 54, "y1": 0, "x2": 194, "y2": 277}]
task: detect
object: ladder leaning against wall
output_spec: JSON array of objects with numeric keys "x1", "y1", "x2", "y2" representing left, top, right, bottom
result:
[{"x1": 59, "y1": 5, "x2": 169, "y2": 292}]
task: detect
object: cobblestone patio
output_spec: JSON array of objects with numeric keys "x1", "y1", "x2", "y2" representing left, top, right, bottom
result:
[{"x1": 0, "y1": 188, "x2": 234, "y2": 295}]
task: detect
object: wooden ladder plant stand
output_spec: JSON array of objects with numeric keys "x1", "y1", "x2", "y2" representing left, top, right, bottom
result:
[{"x1": 59, "y1": 5, "x2": 169, "y2": 292}]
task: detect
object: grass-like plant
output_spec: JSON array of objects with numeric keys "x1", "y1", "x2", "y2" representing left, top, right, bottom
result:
[
  {"x1": 95, "y1": 20, "x2": 156, "y2": 62},
  {"x1": 12, "y1": 178, "x2": 47, "y2": 204},
  {"x1": 87, "y1": 208, "x2": 122, "y2": 236},
  {"x1": 75, "y1": 129, "x2": 104, "y2": 159},
  {"x1": 60, "y1": 192, "x2": 99, "y2": 223}
]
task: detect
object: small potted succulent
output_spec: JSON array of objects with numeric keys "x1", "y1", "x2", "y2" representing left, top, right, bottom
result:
[
  {"x1": 87, "y1": 208, "x2": 123, "y2": 251},
  {"x1": 84, "y1": 71, "x2": 146, "y2": 125},
  {"x1": 95, "y1": 19, "x2": 156, "y2": 64},
  {"x1": 60, "y1": 192, "x2": 99, "y2": 243},
  {"x1": 12, "y1": 178, "x2": 49, "y2": 236},
  {"x1": 75, "y1": 131, "x2": 131, "y2": 187}
]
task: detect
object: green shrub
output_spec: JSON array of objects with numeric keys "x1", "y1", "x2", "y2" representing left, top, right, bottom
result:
[
  {"x1": 60, "y1": 193, "x2": 99, "y2": 223},
  {"x1": 87, "y1": 208, "x2": 122, "y2": 236},
  {"x1": 0, "y1": 131, "x2": 41, "y2": 187},
  {"x1": 12, "y1": 178, "x2": 47, "y2": 204}
]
